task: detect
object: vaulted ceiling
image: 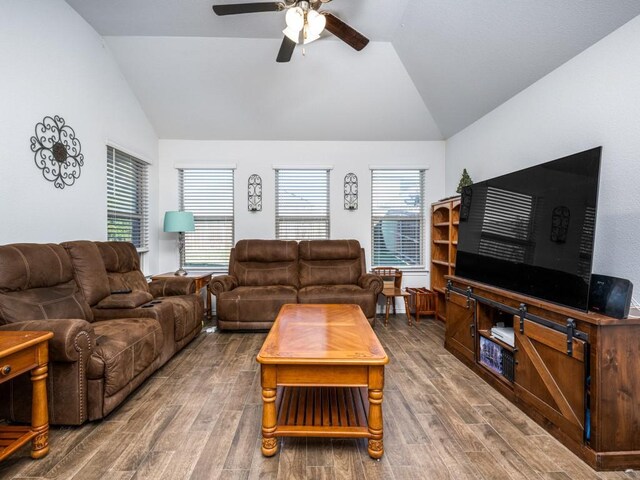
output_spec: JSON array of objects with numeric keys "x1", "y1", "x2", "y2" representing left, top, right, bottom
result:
[{"x1": 65, "y1": 0, "x2": 640, "y2": 140}]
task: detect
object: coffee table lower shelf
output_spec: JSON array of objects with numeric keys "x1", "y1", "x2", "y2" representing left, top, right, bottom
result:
[
  {"x1": 0, "y1": 426, "x2": 40, "y2": 461},
  {"x1": 274, "y1": 386, "x2": 371, "y2": 438}
]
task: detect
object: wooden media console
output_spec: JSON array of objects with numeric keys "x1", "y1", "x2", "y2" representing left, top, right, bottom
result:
[{"x1": 445, "y1": 275, "x2": 640, "y2": 471}]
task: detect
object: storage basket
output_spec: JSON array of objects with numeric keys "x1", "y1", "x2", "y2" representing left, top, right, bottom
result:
[{"x1": 406, "y1": 287, "x2": 437, "y2": 322}]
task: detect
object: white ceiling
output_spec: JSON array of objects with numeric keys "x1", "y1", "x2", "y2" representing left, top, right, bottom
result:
[{"x1": 65, "y1": 0, "x2": 640, "y2": 140}]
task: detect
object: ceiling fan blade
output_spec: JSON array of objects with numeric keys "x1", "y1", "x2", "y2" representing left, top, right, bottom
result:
[
  {"x1": 212, "y1": 2, "x2": 283, "y2": 16},
  {"x1": 323, "y1": 13, "x2": 369, "y2": 51},
  {"x1": 276, "y1": 36, "x2": 296, "y2": 63}
]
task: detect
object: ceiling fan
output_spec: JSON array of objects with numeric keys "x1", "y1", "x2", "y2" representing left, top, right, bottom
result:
[{"x1": 212, "y1": 0, "x2": 370, "y2": 62}]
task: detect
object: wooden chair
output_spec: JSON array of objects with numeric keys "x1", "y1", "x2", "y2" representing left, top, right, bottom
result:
[{"x1": 371, "y1": 267, "x2": 413, "y2": 326}]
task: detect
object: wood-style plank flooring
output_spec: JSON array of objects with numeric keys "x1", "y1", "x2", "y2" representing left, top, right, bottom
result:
[{"x1": 1, "y1": 316, "x2": 639, "y2": 480}]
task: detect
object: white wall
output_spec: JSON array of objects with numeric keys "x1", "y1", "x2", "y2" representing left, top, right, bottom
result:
[
  {"x1": 0, "y1": 1, "x2": 159, "y2": 272},
  {"x1": 446, "y1": 15, "x2": 640, "y2": 292},
  {"x1": 158, "y1": 140, "x2": 445, "y2": 293}
]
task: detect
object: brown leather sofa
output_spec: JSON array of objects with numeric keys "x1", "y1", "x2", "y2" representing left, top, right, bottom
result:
[
  {"x1": 0, "y1": 241, "x2": 202, "y2": 426},
  {"x1": 210, "y1": 239, "x2": 383, "y2": 330}
]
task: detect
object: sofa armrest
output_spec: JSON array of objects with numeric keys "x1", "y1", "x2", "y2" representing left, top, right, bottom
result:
[
  {"x1": 0, "y1": 319, "x2": 94, "y2": 363},
  {"x1": 149, "y1": 277, "x2": 195, "y2": 297},
  {"x1": 209, "y1": 275, "x2": 238, "y2": 296},
  {"x1": 0, "y1": 319, "x2": 94, "y2": 425},
  {"x1": 359, "y1": 273, "x2": 384, "y2": 295},
  {"x1": 96, "y1": 291, "x2": 153, "y2": 309}
]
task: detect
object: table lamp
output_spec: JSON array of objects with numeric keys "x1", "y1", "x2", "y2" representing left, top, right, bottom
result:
[{"x1": 163, "y1": 211, "x2": 195, "y2": 276}]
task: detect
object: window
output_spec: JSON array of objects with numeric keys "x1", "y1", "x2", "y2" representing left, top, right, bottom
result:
[
  {"x1": 371, "y1": 169, "x2": 425, "y2": 267},
  {"x1": 275, "y1": 169, "x2": 330, "y2": 240},
  {"x1": 179, "y1": 169, "x2": 234, "y2": 269},
  {"x1": 107, "y1": 146, "x2": 149, "y2": 250}
]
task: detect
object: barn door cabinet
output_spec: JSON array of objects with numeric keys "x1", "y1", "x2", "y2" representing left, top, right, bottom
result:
[{"x1": 445, "y1": 275, "x2": 640, "y2": 471}]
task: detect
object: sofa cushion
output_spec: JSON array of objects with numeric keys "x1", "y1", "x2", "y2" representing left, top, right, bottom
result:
[
  {"x1": 0, "y1": 280, "x2": 93, "y2": 324},
  {"x1": 217, "y1": 286, "x2": 297, "y2": 323},
  {"x1": 298, "y1": 240, "x2": 363, "y2": 287},
  {"x1": 231, "y1": 240, "x2": 299, "y2": 287},
  {"x1": 298, "y1": 285, "x2": 377, "y2": 318},
  {"x1": 155, "y1": 295, "x2": 202, "y2": 341},
  {"x1": 299, "y1": 258, "x2": 362, "y2": 287},
  {"x1": 88, "y1": 318, "x2": 162, "y2": 397},
  {"x1": 234, "y1": 239, "x2": 298, "y2": 263},
  {"x1": 62, "y1": 241, "x2": 111, "y2": 305},
  {"x1": 234, "y1": 261, "x2": 298, "y2": 287},
  {"x1": 0, "y1": 243, "x2": 74, "y2": 291},
  {"x1": 298, "y1": 240, "x2": 361, "y2": 261},
  {"x1": 95, "y1": 291, "x2": 153, "y2": 309},
  {"x1": 95, "y1": 242, "x2": 150, "y2": 293}
]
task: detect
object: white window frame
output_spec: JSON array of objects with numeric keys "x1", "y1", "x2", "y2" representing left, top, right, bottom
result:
[
  {"x1": 178, "y1": 168, "x2": 235, "y2": 269},
  {"x1": 275, "y1": 168, "x2": 331, "y2": 241},
  {"x1": 371, "y1": 168, "x2": 425, "y2": 268},
  {"x1": 107, "y1": 146, "x2": 149, "y2": 252}
]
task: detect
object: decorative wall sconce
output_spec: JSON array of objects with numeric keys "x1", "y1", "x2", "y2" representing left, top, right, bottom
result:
[
  {"x1": 248, "y1": 174, "x2": 262, "y2": 211},
  {"x1": 344, "y1": 173, "x2": 358, "y2": 210},
  {"x1": 30, "y1": 115, "x2": 84, "y2": 189}
]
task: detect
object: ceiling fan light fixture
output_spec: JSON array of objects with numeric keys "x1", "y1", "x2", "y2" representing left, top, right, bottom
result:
[
  {"x1": 284, "y1": 6, "x2": 304, "y2": 43},
  {"x1": 212, "y1": 0, "x2": 370, "y2": 61},
  {"x1": 285, "y1": 6, "x2": 304, "y2": 30},
  {"x1": 283, "y1": 25, "x2": 301, "y2": 43},
  {"x1": 307, "y1": 9, "x2": 326, "y2": 35},
  {"x1": 303, "y1": 32, "x2": 321, "y2": 44}
]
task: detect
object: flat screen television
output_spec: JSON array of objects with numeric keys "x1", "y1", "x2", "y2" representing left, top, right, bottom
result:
[{"x1": 455, "y1": 147, "x2": 601, "y2": 311}]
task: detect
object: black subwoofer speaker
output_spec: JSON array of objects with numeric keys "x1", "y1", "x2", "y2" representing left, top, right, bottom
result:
[{"x1": 588, "y1": 274, "x2": 633, "y2": 319}]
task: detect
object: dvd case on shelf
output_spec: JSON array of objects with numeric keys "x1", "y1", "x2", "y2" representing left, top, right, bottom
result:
[
  {"x1": 479, "y1": 336, "x2": 515, "y2": 382},
  {"x1": 479, "y1": 336, "x2": 503, "y2": 375}
]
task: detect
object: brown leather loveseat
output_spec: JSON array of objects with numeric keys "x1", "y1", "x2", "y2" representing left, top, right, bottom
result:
[
  {"x1": 0, "y1": 241, "x2": 202, "y2": 426},
  {"x1": 210, "y1": 239, "x2": 383, "y2": 330}
]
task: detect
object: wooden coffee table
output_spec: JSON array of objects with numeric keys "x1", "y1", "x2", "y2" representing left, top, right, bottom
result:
[{"x1": 257, "y1": 304, "x2": 389, "y2": 459}]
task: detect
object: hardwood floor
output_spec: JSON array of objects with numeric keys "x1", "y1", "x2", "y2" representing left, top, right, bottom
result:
[{"x1": 1, "y1": 316, "x2": 638, "y2": 480}]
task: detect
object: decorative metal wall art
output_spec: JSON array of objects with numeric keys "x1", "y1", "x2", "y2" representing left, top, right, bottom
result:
[
  {"x1": 460, "y1": 186, "x2": 472, "y2": 221},
  {"x1": 551, "y1": 206, "x2": 570, "y2": 243},
  {"x1": 344, "y1": 173, "x2": 358, "y2": 210},
  {"x1": 30, "y1": 115, "x2": 83, "y2": 189},
  {"x1": 248, "y1": 174, "x2": 262, "y2": 211}
]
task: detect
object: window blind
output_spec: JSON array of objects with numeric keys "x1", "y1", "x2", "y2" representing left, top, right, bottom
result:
[
  {"x1": 275, "y1": 169, "x2": 330, "y2": 240},
  {"x1": 371, "y1": 169, "x2": 425, "y2": 267},
  {"x1": 179, "y1": 169, "x2": 234, "y2": 268},
  {"x1": 107, "y1": 146, "x2": 149, "y2": 250},
  {"x1": 478, "y1": 186, "x2": 534, "y2": 263},
  {"x1": 578, "y1": 206, "x2": 596, "y2": 281}
]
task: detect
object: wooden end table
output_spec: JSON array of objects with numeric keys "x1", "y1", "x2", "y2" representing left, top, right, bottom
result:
[
  {"x1": 0, "y1": 331, "x2": 53, "y2": 461},
  {"x1": 152, "y1": 271, "x2": 213, "y2": 318},
  {"x1": 257, "y1": 304, "x2": 389, "y2": 459}
]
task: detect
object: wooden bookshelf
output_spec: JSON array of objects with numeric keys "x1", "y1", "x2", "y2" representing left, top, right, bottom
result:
[{"x1": 430, "y1": 197, "x2": 460, "y2": 322}]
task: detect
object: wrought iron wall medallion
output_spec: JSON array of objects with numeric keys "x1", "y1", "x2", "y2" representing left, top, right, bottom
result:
[
  {"x1": 248, "y1": 174, "x2": 262, "y2": 211},
  {"x1": 30, "y1": 115, "x2": 84, "y2": 189},
  {"x1": 550, "y1": 206, "x2": 570, "y2": 243},
  {"x1": 344, "y1": 172, "x2": 358, "y2": 210}
]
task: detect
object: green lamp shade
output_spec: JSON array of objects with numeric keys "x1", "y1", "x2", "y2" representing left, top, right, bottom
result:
[{"x1": 163, "y1": 211, "x2": 195, "y2": 233}]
